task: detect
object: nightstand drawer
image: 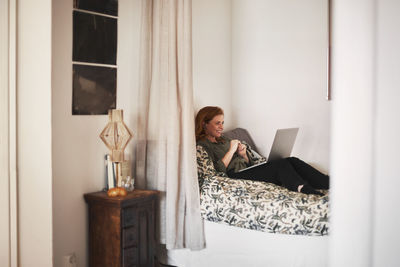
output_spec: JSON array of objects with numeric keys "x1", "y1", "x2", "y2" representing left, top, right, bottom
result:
[
  {"x1": 122, "y1": 207, "x2": 137, "y2": 227},
  {"x1": 123, "y1": 247, "x2": 138, "y2": 267},
  {"x1": 122, "y1": 226, "x2": 137, "y2": 248}
]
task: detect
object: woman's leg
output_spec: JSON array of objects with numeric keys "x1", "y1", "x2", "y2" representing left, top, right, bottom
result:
[
  {"x1": 286, "y1": 157, "x2": 329, "y2": 189},
  {"x1": 228, "y1": 159, "x2": 307, "y2": 192}
]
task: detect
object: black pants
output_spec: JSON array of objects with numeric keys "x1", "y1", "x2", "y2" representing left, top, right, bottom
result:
[{"x1": 228, "y1": 157, "x2": 329, "y2": 192}]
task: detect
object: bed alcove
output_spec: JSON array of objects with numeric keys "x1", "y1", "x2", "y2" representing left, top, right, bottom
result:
[{"x1": 162, "y1": 0, "x2": 332, "y2": 266}]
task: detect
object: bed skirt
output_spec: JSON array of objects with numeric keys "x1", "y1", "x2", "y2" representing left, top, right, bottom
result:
[{"x1": 164, "y1": 220, "x2": 329, "y2": 267}]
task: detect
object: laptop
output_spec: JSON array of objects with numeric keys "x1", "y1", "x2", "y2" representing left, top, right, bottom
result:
[{"x1": 237, "y1": 127, "x2": 299, "y2": 172}]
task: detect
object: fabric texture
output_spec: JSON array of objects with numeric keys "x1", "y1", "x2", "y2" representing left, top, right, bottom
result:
[
  {"x1": 136, "y1": 0, "x2": 205, "y2": 250},
  {"x1": 197, "y1": 145, "x2": 330, "y2": 236}
]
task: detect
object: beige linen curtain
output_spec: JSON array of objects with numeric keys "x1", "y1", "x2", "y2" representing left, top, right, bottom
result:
[{"x1": 136, "y1": 0, "x2": 205, "y2": 250}]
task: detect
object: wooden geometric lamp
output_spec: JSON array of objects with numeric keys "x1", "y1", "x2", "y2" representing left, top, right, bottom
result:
[{"x1": 100, "y1": 109, "x2": 133, "y2": 186}]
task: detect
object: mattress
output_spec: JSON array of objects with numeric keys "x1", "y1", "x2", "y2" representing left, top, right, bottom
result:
[
  {"x1": 165, "y1": 220, "x2": 329, "y2": 267},
  {"x1": 197, "y1": 145, "x2": 330, "y2": 236},
  {"x1": 161, "y1": 143, "x2": 330, "y2": 267}
]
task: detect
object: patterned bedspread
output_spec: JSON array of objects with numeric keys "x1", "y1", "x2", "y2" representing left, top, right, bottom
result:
[{"x1": 197, "y1": 145, "x2": 329, "y2": 236}]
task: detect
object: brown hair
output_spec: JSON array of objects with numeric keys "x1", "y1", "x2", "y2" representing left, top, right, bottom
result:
[{"x1": 195, "y1": 106, "x2": 224, "y2": 142}]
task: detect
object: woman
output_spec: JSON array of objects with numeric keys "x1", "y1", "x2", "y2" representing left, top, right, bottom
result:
[{"x1": 195, "y1": 106, "x2": 329, "y2": 195}]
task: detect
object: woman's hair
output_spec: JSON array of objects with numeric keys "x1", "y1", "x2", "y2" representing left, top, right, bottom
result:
[{"x1": 195, "y1": 106, "x2": 224, "y2": 142}]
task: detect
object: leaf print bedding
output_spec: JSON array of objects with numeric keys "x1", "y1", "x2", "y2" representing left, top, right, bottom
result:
[{"x1": 197, "y1": 145, "x2": 329, "y2": 236}]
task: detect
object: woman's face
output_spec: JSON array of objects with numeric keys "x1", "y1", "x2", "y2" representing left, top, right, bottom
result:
[{"x1": 204, "y1": 114, "x2": 224, "y2": 139}]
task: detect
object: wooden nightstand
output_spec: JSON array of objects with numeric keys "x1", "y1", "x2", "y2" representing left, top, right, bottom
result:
[{"x1": 84, "y1": 190, "x2": 158, "y2": 267}]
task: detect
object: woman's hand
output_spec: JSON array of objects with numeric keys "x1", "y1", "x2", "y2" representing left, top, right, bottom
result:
[
  {"x1": 222, "y1": 139, "x2": 241, "y2": 168},
  {"x1": 237, "y1": 143, "x2": 246, "y2": 156},
  {"x1": 237, "y1": 143, "x2": 249, "y2": 163},
  {"x1": 229, "y1": 139, "x2": 241, "y2": 152}
]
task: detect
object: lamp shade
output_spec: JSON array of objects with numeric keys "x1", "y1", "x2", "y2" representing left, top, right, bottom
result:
[{"x1": 99, "y1": 109, "x2": 133, "y2": 162}]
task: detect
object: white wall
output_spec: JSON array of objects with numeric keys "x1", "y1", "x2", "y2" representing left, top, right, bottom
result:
[
  {"x1": 329, "y1": 1, "x2": 400, "y2": 266},
  {"x1": 192, "y1": 0, "x2": 233, "y2": 129},
  {"x1": 232, "y1": 0, "x2": 330, "y2": 171},
  {"x1": 18, "y1": 0, "x2": 53, "y2": 266},
  {"x1": 372, "y1": 0, "x2": 400, "y2": 266},
  {"x1": 329, "y1": 1, "x2": 375, "y2": 266},
  {"x1": 52, "y1": 0, "x2": 141, "y2": 266}
]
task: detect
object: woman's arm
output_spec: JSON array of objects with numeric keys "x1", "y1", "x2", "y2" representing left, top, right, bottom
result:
[{"x1": 221, "y1": 139, "x2": 240, "y2": 167}]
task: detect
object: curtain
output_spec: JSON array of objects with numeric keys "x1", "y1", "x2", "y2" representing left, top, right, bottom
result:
[{"x1": 136, "y1": 0, "x2": 205, "y2": 250}]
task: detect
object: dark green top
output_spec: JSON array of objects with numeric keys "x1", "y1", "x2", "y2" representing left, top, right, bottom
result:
[{"x1": 197, "y1": 136, "x2": 251, "y2": 174}]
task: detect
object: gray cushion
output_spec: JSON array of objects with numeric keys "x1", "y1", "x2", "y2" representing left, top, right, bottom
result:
[{"x1": 223, "y1": 127, "x2": 259, "y2": 154}]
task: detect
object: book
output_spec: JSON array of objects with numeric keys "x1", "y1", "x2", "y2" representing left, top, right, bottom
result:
[
  {"x1": 115, "y1": 162, "x2": 122, "y2": 187},
  {"x1": 105, "y1": 154, "x2": 131, "y2": 189},
  {"x1": 106, "y1": 154, "x2": 115, "y2": 189},
  {"x1": 104, "y1": 154, "x2": 108, "y2": 189}
]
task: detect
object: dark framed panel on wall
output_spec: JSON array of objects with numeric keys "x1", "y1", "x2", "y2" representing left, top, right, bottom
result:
[
  {"x1": 72, "y1": 1, "x2": 118, "y2": 115},
  {"x1": 73, "y1": 11, "x2": 117, "y2": 65},
  {"x1": 72, "y1": 64, "x2": 116, "y2": 115}
]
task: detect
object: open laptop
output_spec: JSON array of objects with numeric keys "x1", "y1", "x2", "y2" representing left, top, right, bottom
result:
[{"x1": 237, "y1": 127, "x2": 299, "y2": 172}]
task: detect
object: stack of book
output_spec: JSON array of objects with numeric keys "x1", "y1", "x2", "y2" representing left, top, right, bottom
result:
[{"x1": 104, "y1": 154, "x2": 131, "y2": 190}]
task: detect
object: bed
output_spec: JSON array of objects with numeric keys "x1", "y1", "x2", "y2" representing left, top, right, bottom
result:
[
  {"x1": 164, "y1": 128, "x2": 330, "y2": 267},
  {"x1": 165, "y1": 220, "x2": 329, "y2": 267}
]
